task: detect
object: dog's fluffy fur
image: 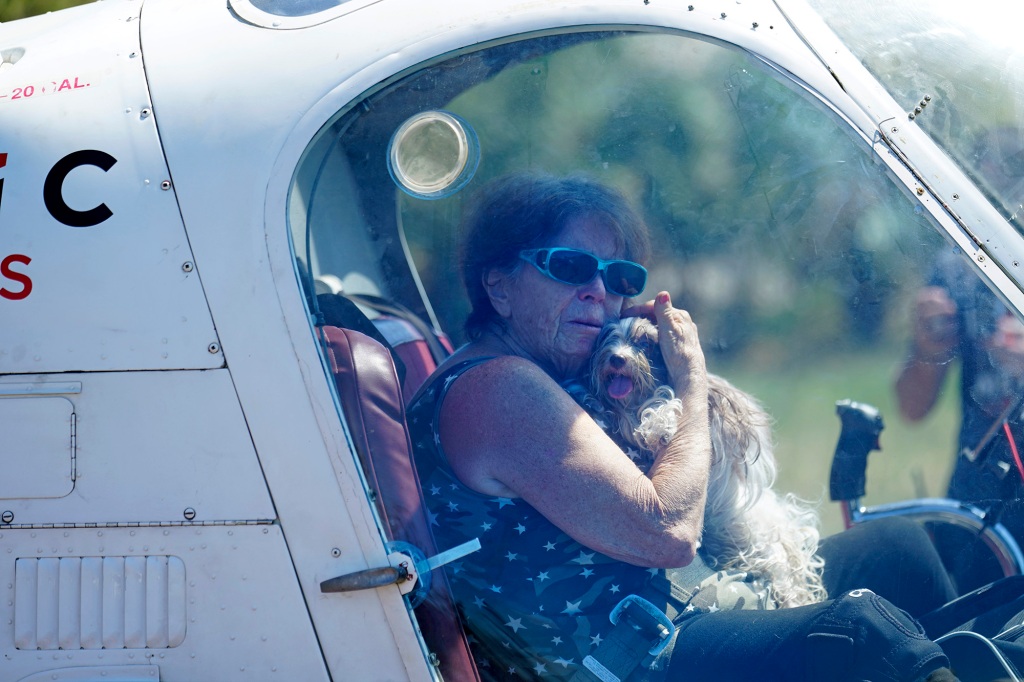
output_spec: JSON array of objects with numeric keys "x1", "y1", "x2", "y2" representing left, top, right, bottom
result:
[{"x1": 580, "y1": 317, "x2": 826, "y2": 608}]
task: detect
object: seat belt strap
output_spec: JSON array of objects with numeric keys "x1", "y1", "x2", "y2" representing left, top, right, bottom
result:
[
  {"x1": 568, "y1": 557, "x2": 717, "y2": 681},
  {"x1": 570, "y1": 595, "x2": 675, "y2": 682}
]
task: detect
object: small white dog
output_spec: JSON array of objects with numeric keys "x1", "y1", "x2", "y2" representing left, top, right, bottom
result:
[{"x1": 579, "y1": 317, "x2": 826, "y2": 608}]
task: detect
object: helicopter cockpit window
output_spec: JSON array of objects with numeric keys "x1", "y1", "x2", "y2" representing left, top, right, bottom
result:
[
  {"x1": 230, "y1": 0, "x2": 376, "y2": 28},
  {"x1": 809, "y1": 0, "x2": 1024, "y2": 235},
  {"x1": 292, "y1": 27, "x2": 1022, "y2": 617},
  {"x1": 248, "y1": 0, "x2": 342, "y2": 16}
]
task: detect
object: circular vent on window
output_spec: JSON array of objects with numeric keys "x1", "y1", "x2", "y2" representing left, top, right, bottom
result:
[{"x1": 387, "y1": 111, "x2": 480, "y2": 200}]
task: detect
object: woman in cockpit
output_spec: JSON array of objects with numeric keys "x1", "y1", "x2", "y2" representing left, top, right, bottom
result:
[{"x1": 406, "y1": 171, "x2": 956, "y2": 681}]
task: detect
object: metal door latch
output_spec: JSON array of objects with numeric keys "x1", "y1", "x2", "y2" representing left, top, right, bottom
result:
[{"x1": 320, "y1": 538, "x2": 481, "y2": 604}]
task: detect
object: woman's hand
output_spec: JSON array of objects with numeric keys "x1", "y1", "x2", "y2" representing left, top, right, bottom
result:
[{"x1": 624, "y1": 291, "x2": 707, "y2": 391}]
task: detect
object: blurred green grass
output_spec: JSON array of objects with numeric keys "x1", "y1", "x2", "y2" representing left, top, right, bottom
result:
[
  {"x1": 0, "y1": 0, "x2": 91, "y2": 22},
  {"x1": 721, "y1": 347, "x2": 961, "y2": 537}
]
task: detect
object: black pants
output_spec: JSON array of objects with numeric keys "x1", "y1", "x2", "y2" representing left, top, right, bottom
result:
[
  {"x1": 820, "y1": 516, "x2": 958, "y2": 617},
  {"x1": 662, "y1": 518, "x2": 956, "y2": 681},
  {"x1": 666, "y1": 590, "x2": 949, "y2": 681}
]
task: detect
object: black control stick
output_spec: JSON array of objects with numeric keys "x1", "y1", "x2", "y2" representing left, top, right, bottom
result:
[{"x1": 829, "y1": 399, "x2": 884, "y2": 502}]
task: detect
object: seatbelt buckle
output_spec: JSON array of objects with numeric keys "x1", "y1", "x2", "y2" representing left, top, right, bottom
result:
[{"x1": 609, "y1": 594, "x2": 675, "y2": 656}]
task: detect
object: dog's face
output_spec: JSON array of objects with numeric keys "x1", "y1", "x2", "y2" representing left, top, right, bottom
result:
[{"x1": 589, "y1": 317, "x2": 670, "y2": 413}]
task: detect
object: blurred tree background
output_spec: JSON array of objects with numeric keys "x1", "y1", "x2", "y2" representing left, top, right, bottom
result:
[
  {"x1": 383, "y1": 32, "x2": 960, "y2": 533},
  {"x1": 0, "y1": 0, "x2": 91, "y2": 22}
]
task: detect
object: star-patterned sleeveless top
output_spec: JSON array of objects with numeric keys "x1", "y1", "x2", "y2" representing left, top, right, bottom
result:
[
  {"x1": 407, "y1": 357, "x2": 675, "y2": 681},
  {"x1": 409, "y1": 356, "x2": 696, "y2": 679},
  {"x1": 407, "y1": 357, "x2": 774, "y2": 681}
]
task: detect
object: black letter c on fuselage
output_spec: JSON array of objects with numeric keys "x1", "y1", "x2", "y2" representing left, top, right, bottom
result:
[{"x1": 44, "y1": 150, "x2": 117, "y2": 227}]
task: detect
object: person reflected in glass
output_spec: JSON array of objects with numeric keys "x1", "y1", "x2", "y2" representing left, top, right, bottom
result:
[{"x1": 895, "y1": 249, "x2": 1024, "y2": 591}]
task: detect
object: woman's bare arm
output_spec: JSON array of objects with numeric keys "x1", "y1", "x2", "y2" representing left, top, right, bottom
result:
[{"x1": 439, "y1": 294, "x2": 711, "y2": 568}]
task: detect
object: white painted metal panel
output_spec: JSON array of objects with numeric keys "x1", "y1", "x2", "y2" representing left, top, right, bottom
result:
[
  {"x1": 16, "y1": 665, "x2": 160, "y2": 682},
  {"x1": 58, "y1": 558, "x2": 82, "y2": 649},
  {"x1": 0, "y1": 0, "x2": 220, "y2": 374},
  {"x1": 35, "y1": 558, "x2": 59, "y2": 649},
  {"x1": 80, "y1": 557, "x2": 103, "y2": 649},
  {"x1": 166, "y1": 555, "x2": 187, "y2": 647},
  {"x1": 145, "y1": 556, "x2": 169, "y2": 648},
  {"x1": 15, "y1": 556, "x2": 186, "y2": 652},
  {"x1": 0, "y1": 369, "x2": 273, "y2": 526},
  {"x1": 102, "y1": 558, "x2": 126, "y2": 649},
  {"x1": 123, "y1": 557, "x2": 146, "y2": 648},
  {"x1": 0, "y1": 396, "x2": 73, "y2": 499},
  {"x1": 2, "y1": 526, "x2": 330, "y2": 681},
  {"x1": 13, "y1": 557, "x2": 37, "y2": 650}
]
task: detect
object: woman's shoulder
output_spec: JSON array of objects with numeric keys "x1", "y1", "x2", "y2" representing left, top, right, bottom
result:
[
  {"x1": 408, "y1": 347, "x2": 555, "y2": 427},
  {"x1": 442, "y1": 355, "x2": 569, "y2": 415},
  {"x1": 407, "y1": 346, "x2": 496, "y2": 406},
  {"x1": 421, "y1": 342, "x2": 579, "y2": 438},
  {"x1": 430, "y1": 344, "x2": 557, "y2": 394}
]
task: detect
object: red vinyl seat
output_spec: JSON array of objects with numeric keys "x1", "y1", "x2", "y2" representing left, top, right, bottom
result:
[{"x1": 320, "y1": 325, "x2": 480, "y2": 681}]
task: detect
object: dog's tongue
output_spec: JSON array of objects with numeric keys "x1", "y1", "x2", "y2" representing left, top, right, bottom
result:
[{"x1": 607, "y1": 375, "x2": 633, "y2": 400}]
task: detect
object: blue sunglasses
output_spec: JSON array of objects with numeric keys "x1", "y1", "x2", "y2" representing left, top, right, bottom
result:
[{"x1": 519, "y1": 247, "x2": 648, "y2": 297}]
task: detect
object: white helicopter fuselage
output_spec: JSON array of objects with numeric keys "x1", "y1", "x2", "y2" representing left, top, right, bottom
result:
[
  {"x1": 2, "y1": 1, "x2": 445, "y2": 678},
  {"x1": 2, "y1": 0, "x2": 1023, "y2": 680}
]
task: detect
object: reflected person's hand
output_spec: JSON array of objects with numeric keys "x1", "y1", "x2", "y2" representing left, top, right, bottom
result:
[
  {"x1": 911, "y1": 286, "x2": 958, "y2": 362},
  {"x1": 987, "y1": 313, "x2": 1024, "y2": 380}
]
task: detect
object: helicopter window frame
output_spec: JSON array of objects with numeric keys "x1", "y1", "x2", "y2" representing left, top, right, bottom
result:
[{"x1": 229, "y1": 0, "x2": 382, "y2": 29}]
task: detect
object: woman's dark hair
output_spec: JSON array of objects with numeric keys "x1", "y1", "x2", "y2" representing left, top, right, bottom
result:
[{"x1": 460, "y1": 172, "x2": 652, "y2": 339}]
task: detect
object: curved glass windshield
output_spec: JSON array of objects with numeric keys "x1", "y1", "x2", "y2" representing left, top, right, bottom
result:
[
  {"x1": 809, "y1": 0, "x2": 1024, "y2": 234},
  {"x1": 292, "y1": 28, "x2": 1024, "y2": 632},
  {"x1": 229, "y1": 0, "x2": 375, "y2": 26},
  {"x1": 248, "y1": 0, "x2": 343, "y2": 16}
]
